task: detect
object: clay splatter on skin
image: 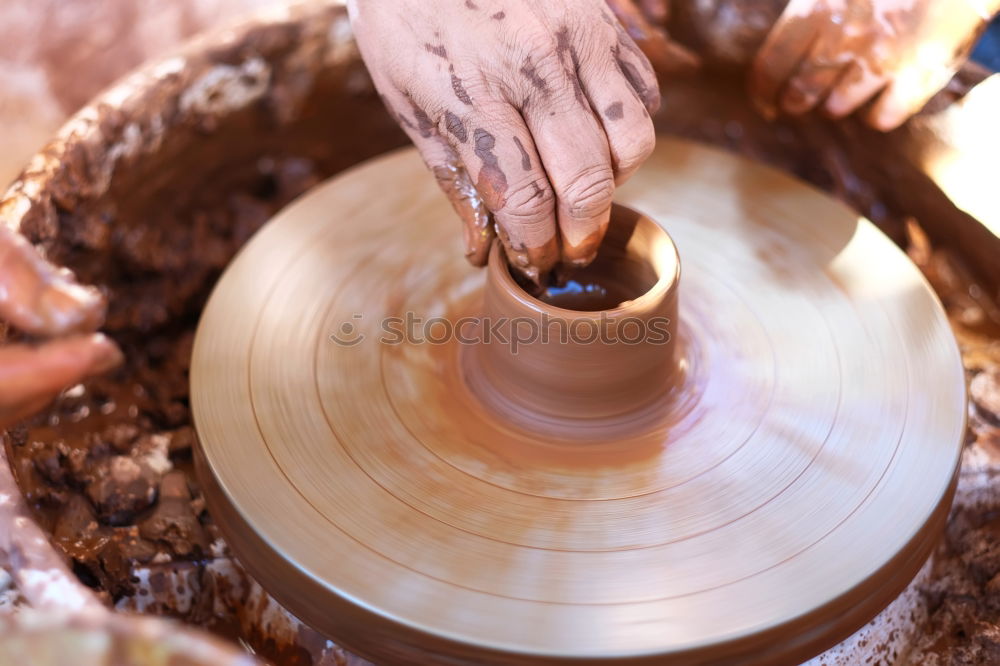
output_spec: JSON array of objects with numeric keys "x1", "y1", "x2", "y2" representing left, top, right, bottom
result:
[
  {"x1": 473, "y1": 128, "x2": 508, "y2": 209},
  {"x1": 567, "y1": 48, "x2": 585, "y2": 106},
  {"x1": 512, "y1": 136, "x2": 531, "y2": 171},
  {"x1": 604, "y1": 101, "x2": 624, "y2": 120},
  {"x1": 608, "y1": 17, "x2": 656, "y2": 75},
  {"x1": 432, "y1": 161, "x2": 492, "y2": 264},
  {"x1": 450, "y1": 68, "x2": 473, "y2": 106},
  {"x1": 613, "y1": 46, "x2": 652, "y2": 108},
  {"x1": 494, "y1": 224, "x2": 534, "y2": 276},
  {"x1": 465, "y1": 0, "x2": 478, "y2": 8},
  {"x1": 492, "y1": 11, "x2": 505, "y2": 20},
  {"x1": 519, "y1": 60, "x2": 548, "y2": 93},
  {"x1": 445, "y1": 111, "x2": 468, "y2": 143},
  {"x1": 411, "y1": 102, "x2": 436, "y2": 138},
  {"x1": 555, "y1": 27, "x2": 586, "y2": 108},
  {"x1": 555, "y1": 27, "x2": 571, "y2": 58},
  {"x1": 424, "y1": 43, "x2": 448, "y2": 58}
]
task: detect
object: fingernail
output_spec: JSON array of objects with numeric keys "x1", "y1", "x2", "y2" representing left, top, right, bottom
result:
[
  {"x1": 823, "y1": 92, "x2": 850, "y2": 118},
  {"x1": 562, "y1": 227, "x2": 605, "y2": 268},
  {"x1": 40, "y1": 280, "x2": 106, "y2": 334},
  {"x1": 89, "y1": 333, "x2": 124, "y2": 375},
  {"x1": 867, "y1": 107, "x2": 904, "y2": 132}
]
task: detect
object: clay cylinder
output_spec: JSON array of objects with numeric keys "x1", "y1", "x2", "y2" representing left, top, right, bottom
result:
[{"x1": 469, "y1": 204, "x2": 680, "y2": 433}]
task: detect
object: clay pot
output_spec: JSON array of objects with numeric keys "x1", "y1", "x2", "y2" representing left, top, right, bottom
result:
[{"x1": 472, "y1": 204, "x2": 680, "y2": 432}]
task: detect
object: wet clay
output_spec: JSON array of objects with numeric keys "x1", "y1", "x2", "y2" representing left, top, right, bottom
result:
[
  {"x1": 470, "y1": 203, "x2": 680, "y2": 433},
  {"x1": 190, "y1": 141, "x2": 963, "y2": 664}
]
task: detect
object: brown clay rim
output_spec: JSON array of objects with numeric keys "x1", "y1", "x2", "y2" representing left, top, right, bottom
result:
[{"x1": 491, "y1": 203, "x2": 681, "y2": 319}]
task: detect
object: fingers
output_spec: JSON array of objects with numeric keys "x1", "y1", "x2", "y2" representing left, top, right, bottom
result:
[
  {"x1": 360, "y1": 2, "x2": 671, "y2": 280},
  {"x1": 605, "y1": 0, "x2": 699, "y2": 75},
  {"x1": 0, "y1": 333, "x2": 123, "y2": 429},
  {"x1": 0, "y1": 227, "x2": 105, "y2": 337},
  {"x1": 755, "y1": 0, "x2": 989, "y2": 130},
  {"x1": 520, "y1": 64, "x2": 615, "y2": 268},
  {"x1": 433, "y1": 161, "x2": 495, "y2": 266},
  {"x1": 578, "y1": 52, "x2": 656, "y2": 185},
  {"x1": 779, "y1": 36, "x2": 853, "y2": 115},
  {"x1": 375, "y1": 79, "x2": 497, "y2": 266},
  {"x1": 863, "y1": 2, "x2": 990, "y2": 130},
  {"x1": 823, "y1": 60, "x2": 888, "y2": 118},
  {"x1": 865, "y1": 62, "x2": 957, "y2": 131},
  {"x1": 444, "y1": 101, "x2": 559, "y2": 283},
  {"x1": 750, "y1": 2, "x2": 822, "y2": 118},
  {"x1": 611, "y1": 41, "x2": 663, "y2": 114}
]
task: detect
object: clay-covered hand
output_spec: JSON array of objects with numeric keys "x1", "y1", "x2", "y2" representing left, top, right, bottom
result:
[
  {"x1": 751, "y1": 0, "x2": 999, "y2": 130},
  {"x1": 605, "y1": 0, "x2": 700, "y2": 74},
  {"x1": 0, "y1": 227, "x2": 121, "y2": 429},
  {"x1": 348, "y1": 0, "x2": 662, "y2": 283}
]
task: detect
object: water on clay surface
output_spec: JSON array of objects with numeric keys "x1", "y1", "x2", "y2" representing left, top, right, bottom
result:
[
  {"x1": 539, "y1": 275, "x2": 643, "y2": 311},
  {"x1": 529, "y1": 246, "x2": 659, "y2": 312}
]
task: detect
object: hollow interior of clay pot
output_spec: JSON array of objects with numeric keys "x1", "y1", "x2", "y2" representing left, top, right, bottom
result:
[{"x1": 530, "y1": 204, "x2": 672, "y2": 312}]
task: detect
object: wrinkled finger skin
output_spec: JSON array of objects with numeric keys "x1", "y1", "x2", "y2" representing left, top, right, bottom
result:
[
  {"x1": 0, "y1": 227, "x2": 122, "y2": 428},
  {"x1": 348, "y1": 0, "x2": 670, "y2": 285},
  {"x1": 752, "y1": 0, "x2": 999, "y2": 130}
]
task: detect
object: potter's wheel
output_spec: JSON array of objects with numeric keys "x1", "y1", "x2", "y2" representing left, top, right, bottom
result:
[{"x1": 191, "y1": 138, "x2": 965, "y2": 664}]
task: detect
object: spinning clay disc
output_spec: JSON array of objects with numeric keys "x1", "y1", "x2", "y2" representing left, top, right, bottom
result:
[{"x1": 191, "y1": 138, "x2": 965, "y2": 664}]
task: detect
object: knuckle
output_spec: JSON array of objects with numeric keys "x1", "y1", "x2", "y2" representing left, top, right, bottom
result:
[
  {"x1": 521, "y1": 31, "x2": 561, "y2": 63},
  {"x1": 561, "y1": 167, "x2": 615, "y2": 219},
  {"x1": 502, "y1": 180, "x2": 556, "y2": 223},
  {"x1": 508, "y1": 33, "x2": 567, "y2": 79}
]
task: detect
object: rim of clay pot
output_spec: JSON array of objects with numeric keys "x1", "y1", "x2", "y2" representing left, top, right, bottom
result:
[{"x1": 488, "y1": 203, "x2": 681, "y2": 319}]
